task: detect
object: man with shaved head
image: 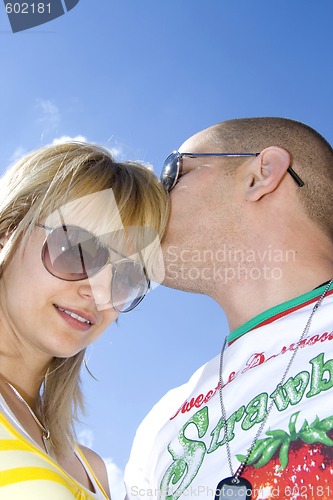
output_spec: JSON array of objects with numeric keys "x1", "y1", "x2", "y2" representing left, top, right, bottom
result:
[{"x1": 125, "y1": 118, "x2": 333, "y2": 499}]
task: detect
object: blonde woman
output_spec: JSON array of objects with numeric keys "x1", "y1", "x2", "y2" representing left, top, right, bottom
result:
[{"x1": 0, "y1": 142, "x2": 169, "y2": 499}]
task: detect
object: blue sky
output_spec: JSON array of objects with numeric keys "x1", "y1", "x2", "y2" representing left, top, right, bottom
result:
[{"x1": 1, "y1": 1, "x2": 332, "y2": 498}]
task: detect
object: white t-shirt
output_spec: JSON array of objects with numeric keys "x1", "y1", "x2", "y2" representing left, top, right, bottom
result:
[{"x1": 125, "y1": 283, "x2": 333, "y2": 499}]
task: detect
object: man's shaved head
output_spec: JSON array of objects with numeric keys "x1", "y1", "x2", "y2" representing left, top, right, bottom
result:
[{"x1": 187, "y1": 117, "x2": 333, "y2": 238}]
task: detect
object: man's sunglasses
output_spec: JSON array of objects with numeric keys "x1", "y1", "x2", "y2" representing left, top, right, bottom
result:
[
  {"x1": 160, "y1": 152, "x2": 305, "y2": 192},
  {"x1": 35, "y1": 223, "x2": 150, "y2": 313}
]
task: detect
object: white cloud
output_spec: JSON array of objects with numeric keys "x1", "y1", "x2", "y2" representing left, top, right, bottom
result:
[
  {"x1": 10, "y1": 146, "x2": 26, "y2": 163},
  {"x1": 51, "y1": 139, "x2": 123, "y2": 161},
  {"x1": 106, "y1": 146, "x2": 122, "y2": 159},
  {"x1": 36, "y1": 99, "x2": 61, "y2": 130},
  {"x1": 8, "y1": 136, "x2": 87, "y2": 166},
  {"x1": 52, "y1": 135, "x2": 87, "y2": 145},
  {"x1": 104, "y1": 457, "x2": 125, "y2": 500},
  {"x1": 77, "y1": 428, "x2": 94, "y2": 449}
]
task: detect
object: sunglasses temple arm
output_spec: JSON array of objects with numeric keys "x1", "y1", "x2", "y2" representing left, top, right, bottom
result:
[{"x1": 287, "y1": 166, "x2": 305, "y2": 187}]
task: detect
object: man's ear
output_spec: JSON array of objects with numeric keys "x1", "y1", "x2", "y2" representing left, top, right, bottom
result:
[{"x1": 244, "y1": 146, "x2": 291, "y2": 201}]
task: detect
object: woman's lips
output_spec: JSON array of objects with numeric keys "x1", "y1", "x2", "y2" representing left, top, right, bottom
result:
[{"x1": 54, "y1": 305, "x2": 96, "y2": 331}]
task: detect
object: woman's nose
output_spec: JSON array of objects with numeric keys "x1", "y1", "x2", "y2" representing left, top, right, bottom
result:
[{"x1": 78, "y1": 265, "x2": 113, "y2": 311}]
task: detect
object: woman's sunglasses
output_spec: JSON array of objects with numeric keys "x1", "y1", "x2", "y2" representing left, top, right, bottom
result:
[
  {"x1": 35, "y1": 223, "x2": 150, "y2": 313},
  {"x1": 160, "y1": 151, "x2": 305, "y2": 192}
]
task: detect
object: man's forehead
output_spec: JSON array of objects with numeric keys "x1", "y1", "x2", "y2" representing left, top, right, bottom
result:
[{"x1": 179, "y1": 126, "x2": 222, "y2": 153}]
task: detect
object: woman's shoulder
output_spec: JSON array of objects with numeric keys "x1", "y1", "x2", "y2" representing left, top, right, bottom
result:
[{"x1": 78, "y1": 444, "x2": 111, "y2": 499}]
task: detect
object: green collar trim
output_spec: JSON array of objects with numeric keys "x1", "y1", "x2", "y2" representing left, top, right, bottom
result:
[{"x1": 228, "y1": 280, "x2": 333, "y2": 344}]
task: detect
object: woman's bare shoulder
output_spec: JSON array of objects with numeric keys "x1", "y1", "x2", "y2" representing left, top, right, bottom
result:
[{"x1": 78, "y1": 444, "x2": 111, "y2": 499}]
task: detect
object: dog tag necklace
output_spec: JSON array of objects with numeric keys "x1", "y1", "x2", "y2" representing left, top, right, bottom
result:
[
  {"x1": 215, "y1": 279, "x2": 333, "y2": 500},
  {"x1": 4, "y1": 381, "x2": 51, "y2": 455}
]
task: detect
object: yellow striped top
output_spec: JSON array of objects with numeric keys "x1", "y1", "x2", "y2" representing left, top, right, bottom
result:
[{"x1": 0, "y1": 397, "x2": 109, "y2": 499}]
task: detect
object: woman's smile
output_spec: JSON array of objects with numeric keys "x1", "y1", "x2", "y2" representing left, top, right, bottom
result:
[{"x1": 54, "y1": 304, "x2": 95, "y2": 332}]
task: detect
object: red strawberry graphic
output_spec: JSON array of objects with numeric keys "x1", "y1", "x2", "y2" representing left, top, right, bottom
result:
[{"x1": 236, "y1": 413, "x2": 333, "y2": 499}]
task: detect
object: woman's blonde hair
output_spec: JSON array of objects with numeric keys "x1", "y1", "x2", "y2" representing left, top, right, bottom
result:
[{"x1": 0, "y1": 141, "x2": 169, "y2": 456}]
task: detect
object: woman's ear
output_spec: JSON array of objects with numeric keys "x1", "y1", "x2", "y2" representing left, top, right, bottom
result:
[{"x1": 244, "y1": 146, "x2": 291, "y2": 201}]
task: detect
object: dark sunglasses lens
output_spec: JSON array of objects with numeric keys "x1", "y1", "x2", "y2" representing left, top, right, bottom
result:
[
  {"x1": 111, "y1": 260, "x2": 149, "y2": 313},
  {"x1": 42, "y1": 226, "x2": 109, "y2": 280},
  {"x1": 161, "y1": 153, "x2": 179, "y2": 192}
]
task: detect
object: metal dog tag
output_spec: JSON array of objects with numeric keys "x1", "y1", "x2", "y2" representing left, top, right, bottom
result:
[{"x1": 215, "y1": 476, "x2": 252, "y2": 500}]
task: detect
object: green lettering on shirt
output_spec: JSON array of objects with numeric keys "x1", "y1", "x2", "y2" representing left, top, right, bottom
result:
[
  {"x1": 307, "y1": 353, "x2": 333, "y2": 397},
  {"x1": 271, "y1": 371, "x2": 310, "y2": 411},
  {"x1": 160, "y1": 407, "x2": 209, "y2": 500},
  {"x1": 242, "y1": 393, "x2": 268, "y2": 431},
  {"x1": 208, "y1": 407, "x2": 245, "y2": 453}
]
